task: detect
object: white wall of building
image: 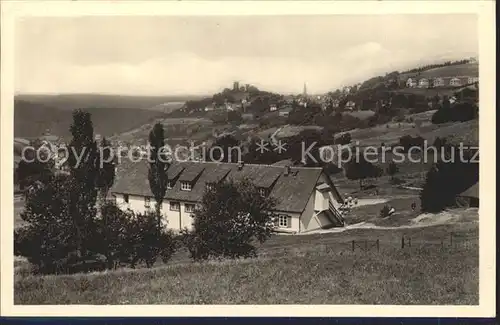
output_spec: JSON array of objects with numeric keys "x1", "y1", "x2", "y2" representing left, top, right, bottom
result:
[{"x1": 113, "y1": 171, "x2": 344, "y2": 234}]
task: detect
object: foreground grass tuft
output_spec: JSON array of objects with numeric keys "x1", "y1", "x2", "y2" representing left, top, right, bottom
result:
[{"x1": 15, "y1": 223, "x2": 478, "y2": 305}]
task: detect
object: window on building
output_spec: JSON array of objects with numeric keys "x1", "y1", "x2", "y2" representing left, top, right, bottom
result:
[
  {"x1": 145, "y1": 197, "x2": 151, "y2": 209},
  {"x1": 278, "y1": 215, "x2": 291, "y2": 228},
  {"x1": 185, "y1": 203, "x2": 195, "y2": 213},
  {"x1": 167, "y1": 181, "x2": 173, "y2": 189},
  {"x1": 180, "y1": 181, "x2": 192, "y2": 191},
  {"x1": 123, "y1": 194, "x2": 129, "y2": 204},
  {"x1": 170, "y1": 201, "x2": 180, "y2": 211},
  {"x1": 258, "y1": 187, "x2": 267, "y2": 197},
  {"x1": 206, "y1": 183, "x2": 214, "y2": 191}
]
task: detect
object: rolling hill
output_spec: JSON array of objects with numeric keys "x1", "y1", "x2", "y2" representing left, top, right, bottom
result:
[
  {"x1": 399, "y1": 63, "x2": 478, "y2": 80},
  {"x1": 16, "y1": 94, "x2": 203, "y2": 111},
  {"x1": 14, "y1": 98, "x2": 167, "y2": 139}
]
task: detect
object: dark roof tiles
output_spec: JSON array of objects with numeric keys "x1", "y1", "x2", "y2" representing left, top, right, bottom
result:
[{"x1": 111, "y1": 161, "x2": 327, "y2": 213}]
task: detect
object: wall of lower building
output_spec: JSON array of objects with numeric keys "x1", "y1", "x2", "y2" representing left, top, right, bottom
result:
[{"x1": 114, "y1": 193, "x2": 195, "y2": 232}]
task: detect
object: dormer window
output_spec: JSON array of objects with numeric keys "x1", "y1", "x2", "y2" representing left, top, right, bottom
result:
[
  {"x1": 180, "y1": 181, "x2": 192, "y2": 191},
  {"x1": 167, "y1": 181, "x2": 173, "y2": 189},
  {"x1": 206, "y1": 183, "x2": 215, "y2": 191},
  {"x1": 258, "y1": 187, "x2": 267, "y2": 197}
]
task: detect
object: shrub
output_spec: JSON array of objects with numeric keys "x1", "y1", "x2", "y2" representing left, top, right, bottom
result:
[
  {"x1": 399, "y1": 135, "x2": 425, "y2": 152},
  {"x1": 431, "y1": 102, "x2": 478, "y2": 124},
  {"x1": 336, "y1": 133, "x2": 352, "y2": 145},
  {"x1": 344, "y1": 155, "x2": 384, "y2": 189},
  {"x1": 379, "y1": 205, "x2": 391, "y2": 218},
  {"x1": 14, "y1": 174, "x2": 83, "y2": 274},
  {"x1": 125, "y1": 210, "x2": 177, "y2": 268},
  {"x1": 183, "y1": 178, "x2": 277, "y2": 261},
  {"x1": 420, "y1": 148, "x2": 479, "y2": 212}
]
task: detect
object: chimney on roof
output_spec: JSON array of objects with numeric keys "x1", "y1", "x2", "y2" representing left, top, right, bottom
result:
[
  {"x1": 284, "y1": 165, "x2": 291, "y2": 176},
  {"x1": 238, "y1": 161, "x2": 244, "y2": 170}
]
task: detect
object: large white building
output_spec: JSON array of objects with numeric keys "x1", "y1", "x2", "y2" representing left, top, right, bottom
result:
[{"x1": 111, "y1": 161, "x2": 346, "y2": 234}]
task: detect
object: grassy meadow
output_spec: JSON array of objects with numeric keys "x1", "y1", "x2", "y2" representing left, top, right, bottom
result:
[{"x1": 15, "y1": 216, "x2": 478, "y2": 305}]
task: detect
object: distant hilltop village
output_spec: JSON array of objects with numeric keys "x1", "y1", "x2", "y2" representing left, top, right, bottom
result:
[{"x1": 175, "y1": 57, "x2": 478, "y2": 118}]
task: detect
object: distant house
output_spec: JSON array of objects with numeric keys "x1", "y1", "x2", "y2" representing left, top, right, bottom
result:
[
  {"x1": 342, "y1": 86, "x2": 352, "y2": 94},
  {"x1": 242, "y1": 112, "x2": 255, "y2": 121},
  {"x1": 457, "y1": 182, "x2": 479, "y2": 208},
  {"x1": 467, "y1": 76, "x2": 479, "y2": 85},
  {"x1": 449, "y1": 77, "x2": 462, "y2": 87},
  {"x1": 332, "y1": 99, "x2": 340, "y2": 108},
  {"x1": 344, "y1": 101, "x2": 356, "y2": 111},
  {"x1": 111, "y1": 161, "x2": 346, "y2": 233},
  {"x1": 269, "y1": 104, "x2": 278, "y2": 112},
  {"x1": 406, "y1": 78, "x2": 418, "y2": 88},
  {"x1": 418, "y1": 78, "x2": 430, "y2": 88},
  {"x1": 433, "y1": 78, "x2": 445, "y2": 87},
  {"x1": 204, "y1": 104, "x2": 215, "y2": 112},
  {"x1": 279, "y1": 106, "x2": 294, "y2": 117}
]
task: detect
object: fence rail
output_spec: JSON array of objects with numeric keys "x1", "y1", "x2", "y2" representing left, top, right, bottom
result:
[{"x1": 346, "y1": 232, "x2": 477, "y2": 253}]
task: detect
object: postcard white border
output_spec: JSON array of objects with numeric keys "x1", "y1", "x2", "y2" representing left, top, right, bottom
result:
[{"x1": 1, "y1": 0, "x2": 496, "y2": 318}]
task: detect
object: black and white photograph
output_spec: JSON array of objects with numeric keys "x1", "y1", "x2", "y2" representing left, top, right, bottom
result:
[{"x1": 1, "y1": 0, "x2": 495, "y2": 317}]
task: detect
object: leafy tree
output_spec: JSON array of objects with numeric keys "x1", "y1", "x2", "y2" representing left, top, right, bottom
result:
[
  {"x1": 431, "y1": 102, "x2": 478, "y2": 124},
  {"x1": 125, "y1": 210, "x2": 177, "y2": 268},
  {"x1": 16, "y1": 146, "x2": 54, "y2": 192},
  {"x1": 66, "y1": 110, "x2": 100, "y2": 258},
  {"x1": 96, "y1": 137, "x2": 116, "y2": 201},
  {"x1": 344, "y1": 155, "x2": 383, "y2": 189},
  {"x1": 420, "y1": 148, "x2": 479, "y2": 212},
  {"x1": 94, "y1": 201, "x2": 134, "y2": 269},
  {"x1": 148, "y1": 122, "x2": 169, "y2": 217},
  {"x1": 182, "y1": 178, "x2": 277, "y2": 261},
  {"x1": 336, "y1": 133, "x2": 352, "y2": 145},
  {"x1": 399, "y1": 135, "x2": 425, "y2": 152},
  {"x1": 14, "y1": 173, "x2": 83, "y2": 274},
  {"x1": 209, "y1": 134, "x2": 241, "y2": 163},
  {"x1": 242, "y1": 137, "x2": 280, "y2": 165},
  {"x1": 386, "y1": 161, "x2": 399, "y2": 181},
  {"x1": 379, "y1": 205, "x2": 391, "y2": 218}
]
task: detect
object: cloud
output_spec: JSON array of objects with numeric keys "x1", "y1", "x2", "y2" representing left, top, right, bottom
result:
[{"x1": 15, "y1": 15, "x2": 478, "y2": 95}]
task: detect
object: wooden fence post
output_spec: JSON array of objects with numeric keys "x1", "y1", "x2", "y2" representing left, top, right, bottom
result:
[
  {"x1": 352, "y1": 240, "x2": 355, "y2": 252},
  {"x1": 376, "y1": 239, "x2": 380, "y2": 252},
  {"x1": 364, "y1": 240, "x2": 368, "y2": 251},
  {"x1": 409, "y1": 237, "x2": 412, "y2": 247},
  {"x1": 450, "y1": 232, "x2": 453, "y2": 247},
  {"x1": 401, "y1": 236, "x2": 405, "y2": 249}
]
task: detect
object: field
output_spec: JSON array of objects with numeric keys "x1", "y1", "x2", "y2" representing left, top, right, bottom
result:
[
  {"x1": 14, "y1": 213, "x2": 478, "y2": 305},
  {"x1": 399, "y1": 63, "x2": 479, "y2": 81}
]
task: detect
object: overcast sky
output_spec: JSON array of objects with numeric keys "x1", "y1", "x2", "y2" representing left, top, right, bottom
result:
[{"x1": 15, "y1": 15, "x2": 478, "y2": 96}]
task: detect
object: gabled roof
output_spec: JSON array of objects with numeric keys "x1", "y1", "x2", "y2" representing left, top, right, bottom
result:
[
  {"x1": 111, "y1": 160, "x2": 331, "y2": 213},
  {"x1": 458, "y1": 182, "x2": 479, "y2": 199},
  {"x1": 178, "y1": 163, "x2": 205, "y2": 182}
]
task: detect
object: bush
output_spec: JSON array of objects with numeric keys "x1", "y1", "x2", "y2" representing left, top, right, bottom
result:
[
  {"x1": 336, "y1": 133, "x2": 352, "y2": 145},
  {"x1": 379, "y1": 205, "x2": 391, "y2": 218},
  {"x1": 183, "y1": 178, "x2": 277, "y2": 261},
  {"x1": 125, "y1": 210, "x2": 177, "y2": 268},
  {"x1": 399, "y1": 135, "x2": 425, "y2": 152},
  {"x1": 14, "y1": 177, "x2": 177, "y2": 273},
  {"x1": 420, "y1": 148, "x2": 479, "y2": 212},
  {"x1": 431, "y1": 102, "x2": 478, "y2": 124}
]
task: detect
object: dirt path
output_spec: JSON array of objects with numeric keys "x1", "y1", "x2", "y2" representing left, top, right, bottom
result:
[{"x1": 303, "y1": 208, "x2": 479, "y2": 235}]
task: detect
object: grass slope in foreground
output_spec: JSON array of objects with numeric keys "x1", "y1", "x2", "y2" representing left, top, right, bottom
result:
[{"x1": 15, "y1": 218, "x2": 478, "y2": 305}]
